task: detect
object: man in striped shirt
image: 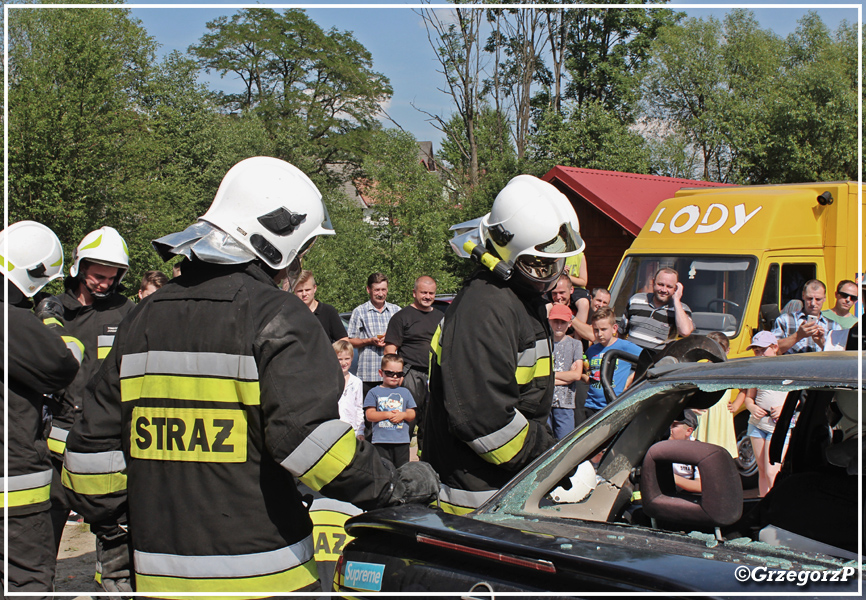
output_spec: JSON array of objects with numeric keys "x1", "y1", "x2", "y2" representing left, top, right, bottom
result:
[{"x1": 622, "y1": 267, "x2": 694, "y2": 353}]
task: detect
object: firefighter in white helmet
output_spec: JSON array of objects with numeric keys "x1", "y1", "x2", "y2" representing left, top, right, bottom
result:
[
  {"x1": 423, "y1": 174, "x2": 584, "y2": 514},
  {"x1": 35, "y1": 225, "x2": 134, "y2": 590},
  {"x1": 1, "y1": 221, "x2": 80, "y2": 594},
  {"x1": 62, "y1": 156, "x2": 438, "y2": 595}
]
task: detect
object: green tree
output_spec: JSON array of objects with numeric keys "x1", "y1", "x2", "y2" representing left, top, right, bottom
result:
[
  {"x1": 306, "y1": 130, "x2": 458, "y2": 310},
  {"x1": 560, "y1": 3, "x2": 681, "y2": 119},
  {"x1": 740, "y1": 14, "x2": 857, "y2": 182},
  {"x1": 438, "y1": 106, "x2": 521, "y2": 238},
  {"x1": 528, "y1": 101, "x2": 652, "y2": 174},
  {"x1": 8, "y1": 4, "x2": 157, "y2": 246},
  {"x1": 642, "y1": 10, "x2": 856, "y2": 183},
  {"x1": 190, "y1": 8, "x2": 392, "y2": 181}
]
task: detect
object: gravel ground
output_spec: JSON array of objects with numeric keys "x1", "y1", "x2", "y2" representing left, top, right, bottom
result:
[{"x1": 55, "y1": 520, "x2": 99, "y2": 596}]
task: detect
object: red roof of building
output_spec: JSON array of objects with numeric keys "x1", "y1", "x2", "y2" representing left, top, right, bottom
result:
[{"x1": 543, "y1": 166, "x2": 732, "y2": 236}]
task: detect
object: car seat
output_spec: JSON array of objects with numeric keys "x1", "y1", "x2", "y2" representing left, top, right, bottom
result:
[{"x1": 640, "y1": 440, "x2": 743, "y2": 539}]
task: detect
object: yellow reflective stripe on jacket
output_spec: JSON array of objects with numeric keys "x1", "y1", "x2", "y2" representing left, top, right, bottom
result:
[
  {"x1": 62, "y1": 449, "x2": 128, "y2": 495},
  {"x1": 62, "y1": 468, "x2": 127, "y2": 496},
  {"x1": 3, "y1": 470, "x2": 53, "y2": 508},
  {"x1": 43, "y1": 317, "x2": 63, "y2": 327},
  {"x1": 135, "y1": 560, "x2": 316, "y2": 596},
  {"x1": 120, "y1": 351, "x2": 260, "y2": 406},
  {"x1": 48, "y1": 426, "x2": 69, "y2": 455},
  {"x1": 61, "y1": 335, "x2": 85, "y2": 364},
  {"x1": 309, "y1": 497, "x2": 361, "y2": 562},
  {"x1": 97, "y1": 335, "x2": 115, "y2": 360},
  {"x1": 436, "y1": 484, "x2": 495, "y2": 516},
  {"x1": 47, "y1": 437, "x2": 66, "y2": 455},
  {"x1": 479, "y1": 423, "x2": 529, "y2": 465},
  {"x1": 121, "y1": 375, "x2": 261, "y2": 406},
  {"x1": 514, "y1": 339, "x2": 551, "y2": 385},
  {"x1": 429, "y1": 322, "x2": 443, "y2": 369},
  {"x1": 134, "y1": 536, "x2": 317, "y2": 594},
  {"x1": 467, "y1": 410, "x2": 530, "y2": 465},
  {"x1": 281, "y1": 421, "x2": 357, "y2": 491}
]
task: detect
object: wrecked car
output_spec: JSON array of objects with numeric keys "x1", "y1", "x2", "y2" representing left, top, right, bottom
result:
[{"x1": 334, "y1": 340, "x2": 862, "y2": 596}]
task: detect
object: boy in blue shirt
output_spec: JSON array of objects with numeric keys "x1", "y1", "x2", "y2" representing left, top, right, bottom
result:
[
  {"x1": 582, "y1": 307, "x2": 642, "y2": 416},
  {"x1": 364, "y1": 354, "x2": 417, "y2": 468}
]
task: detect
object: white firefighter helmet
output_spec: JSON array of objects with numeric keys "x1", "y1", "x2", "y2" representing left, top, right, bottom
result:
[
  {"x1": 0, "y1": 220, "x2": 64, "y2": 297},
  {"x1": 465, "y1": 175, "x2": 583, "y2": 292},
  {"x1": 199, "y1": 156, "x2": 334, "y2": 271},
  {"x1": 70, "y1": 226, "x2": 129, "y2": 284},
  {"x1": 551, "y1": 460, "x2": 597, "y2": 503}
]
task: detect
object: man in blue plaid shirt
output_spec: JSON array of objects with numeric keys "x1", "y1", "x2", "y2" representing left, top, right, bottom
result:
[
  {"x1": 348, "y1": 272, "x2": 401, "y2": 396},
  {"x1": 772, "y1": 279, "x2": 842, "y2": 354}
]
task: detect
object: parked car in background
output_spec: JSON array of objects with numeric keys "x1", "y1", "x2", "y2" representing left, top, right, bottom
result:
[{"x1": 334, "y1": 340, "x2": 861, "y2": 596}]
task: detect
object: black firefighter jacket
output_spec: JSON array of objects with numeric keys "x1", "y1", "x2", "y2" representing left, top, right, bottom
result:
[
  {"x1": 422, "y1": 269, "x2": 556, "y2": 514},
  {"x1": 44, "y1": 280, "x2": 133, "y2": 456},
  {"x1": 63, "y1": 260, "x2": 395, "y2": 595},
  {"x1": 3, "y1": 283, "x2": 79, "y2": 516}
]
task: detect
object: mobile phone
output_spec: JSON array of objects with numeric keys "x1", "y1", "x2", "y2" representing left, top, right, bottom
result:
[{"x1": 806, "y1": 314, "x2": 818, "y2": 323}]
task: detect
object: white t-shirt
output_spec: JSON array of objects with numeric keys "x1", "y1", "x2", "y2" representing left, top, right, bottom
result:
[
  {"x1": 824, "y1": 328, "x2": 850, "y2": 351},
  {"x1": 338, "y1": 373, "x2": 364, "y2": 437}
]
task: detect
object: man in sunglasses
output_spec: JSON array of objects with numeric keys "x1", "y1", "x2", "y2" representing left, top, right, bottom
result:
[
  {"x1": 822, "y1": 279, "x2": 859, "y2": 329},
  {"x1": 423, "y1": 175, "x2": 584, "y2": 515},
  {"x1": 62, "y1": 157, "x2": 439, "y2": 595}
]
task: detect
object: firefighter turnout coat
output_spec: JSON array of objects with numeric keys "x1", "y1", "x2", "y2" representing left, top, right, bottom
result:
[
  {"x1": 4, "y1": 286, "x2": 80, "y2": 516},
  {"x1": 63, "y1": 261, "x2": 395, "y2": 596},
  {"x1": 422, "y1": 269, "x2": 556, "y2": 515},
  {"x1": 3, "y1": 283, "x2": 79, "y2": 592},
  {"x1": 45, "y1": 281, "x2": 133, "y2": 457}
]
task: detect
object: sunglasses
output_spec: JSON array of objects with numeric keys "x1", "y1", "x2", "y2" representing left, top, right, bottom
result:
[
  {"x1": 837, "y1": 291, "x2": 858, "y2": 301},
  {"x1": 382, "y1": 370, "x2": 403, "y2": 378}
]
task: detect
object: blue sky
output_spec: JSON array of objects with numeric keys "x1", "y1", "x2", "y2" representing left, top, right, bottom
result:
[{"x1": 82, "y1": 2, "x2": 863, "y2": 147}]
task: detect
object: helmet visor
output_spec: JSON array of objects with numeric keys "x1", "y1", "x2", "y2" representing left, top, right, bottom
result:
[
  {"x1": 534, "y1": 222, "x2": 583, "y2": 256},
  {"x1": 515, "y1": 254, "x2": 565, "y2": 283}
]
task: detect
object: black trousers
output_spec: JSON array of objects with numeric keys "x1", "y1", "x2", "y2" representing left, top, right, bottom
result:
[
  {"x1": 2, "y1": 510, "x2": 56, "y2": 596},
  {"x1": 374, "y1": 443, "x2": 410, "y2": 468}
]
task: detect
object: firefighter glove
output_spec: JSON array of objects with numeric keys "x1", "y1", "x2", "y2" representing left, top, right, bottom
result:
[
  {"x1": 35, "y1": 296, "x2": 64, "y2": 324},
  {"x1": 386, "y1": 461, "x2": 440, "y2": 506}
]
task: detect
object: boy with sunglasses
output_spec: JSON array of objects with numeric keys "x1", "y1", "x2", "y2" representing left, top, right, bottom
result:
[{"x1": 364, "y1": 354, "x2": 417, "y2": 468}]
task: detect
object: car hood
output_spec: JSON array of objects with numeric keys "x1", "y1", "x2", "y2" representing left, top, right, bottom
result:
[{"x1": 346, "y1": 504, "x2": 860, "y2": 594}]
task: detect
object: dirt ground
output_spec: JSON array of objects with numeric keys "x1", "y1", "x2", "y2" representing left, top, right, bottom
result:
[{"x1": 55, "y1": 520, "x2": 99, "y2": 596}]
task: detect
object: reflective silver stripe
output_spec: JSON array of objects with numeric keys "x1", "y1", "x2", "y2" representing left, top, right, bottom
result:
[
  {"x1": 516, "y1": 339, "x2": 550, "y2": 368},
  {"x1": 309, "y1": 497, "x2": 363, "y2": 517},
  {"x1": 97, "y1": 335, "x2": 115, "y2": 348},
  {"x1": 280, "y1": 420, "x2": 352, "y2": 476},
  {"x1": 64, "y1": 450, "x2": 127, "y2": 474},
  {"x1": 49, "y1": 426, "x2": 69, "y2": 442},
  {"x1": 65, "y1": 341, "x2": 83, "y2": 364},
  {"x1": 467, "y1": 410, "x2": 529, "y2": 455},
  {"x1": 120, "y1": 351, "x2": 258, "y2": 380},
  {"x1": 438, "y1": 484, "x2": 495, "y2": 510},
  {"x1": 5, "y1": 469, "x2": 53, "y2": 492},
  {"x1": 134, "y1": 535, "x2": 313, "y2": 578}
]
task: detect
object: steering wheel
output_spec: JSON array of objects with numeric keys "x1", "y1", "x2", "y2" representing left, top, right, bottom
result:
[{"x1": 707, "y1": 298, "x2": 740, "y2": 312}]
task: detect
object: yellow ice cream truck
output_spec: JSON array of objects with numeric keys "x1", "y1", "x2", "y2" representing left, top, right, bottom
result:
[{"x1": 608, "y1": 181, "x2": 862, "y2": 357}]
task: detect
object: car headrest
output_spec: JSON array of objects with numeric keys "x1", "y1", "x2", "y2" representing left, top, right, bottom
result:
[{"x1": 641, "y1": 440, "x2": 743, "y2": 529}]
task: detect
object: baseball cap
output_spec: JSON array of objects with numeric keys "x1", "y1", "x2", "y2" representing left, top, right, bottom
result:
[
  {"x1": 549, "y1": 304, "x2": 574, "y2": 322},
  {"x1": 748, "y1": 330, "x2": 778, "y2": 349},
  {"x1": 673, "y1": 409, "x2": 698, "y2": 430}
]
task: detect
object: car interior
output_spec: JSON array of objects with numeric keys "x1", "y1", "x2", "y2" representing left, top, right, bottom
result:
[{"x1": 510, "y1": 382, "x2": 860, "y2": 562}]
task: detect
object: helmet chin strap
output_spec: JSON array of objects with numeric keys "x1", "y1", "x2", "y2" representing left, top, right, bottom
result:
[{"x1": 281, "y1": 256, "x2": 303, "y2": 292}]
